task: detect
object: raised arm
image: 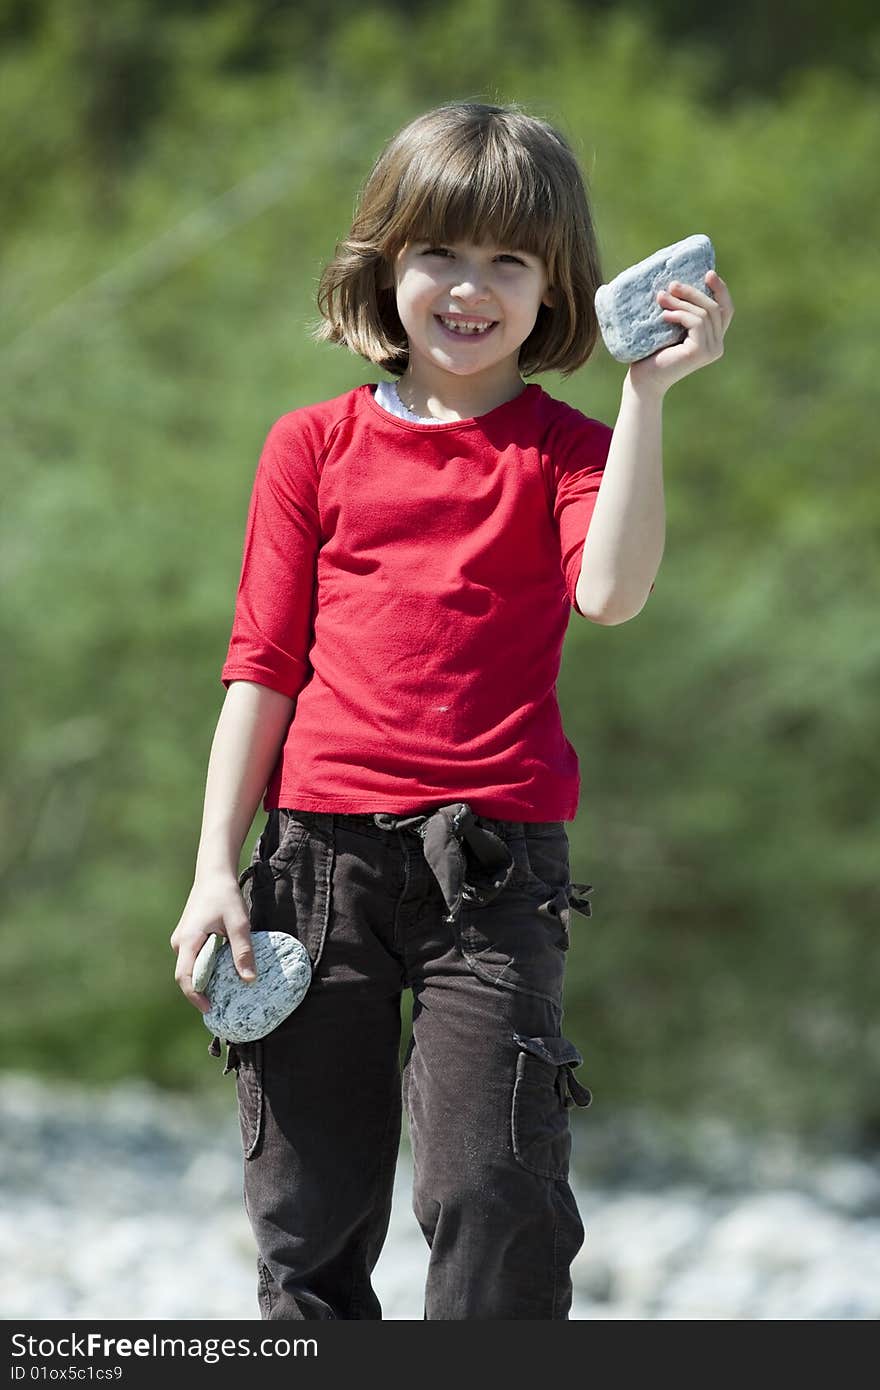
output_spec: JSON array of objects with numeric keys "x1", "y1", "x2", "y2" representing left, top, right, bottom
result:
[
  {"x1": 576, "y1": 267, "x2": 734, "y2": 625},
  {"x1": 575, "y1": 374, "x2": 665, "y2": 624}
]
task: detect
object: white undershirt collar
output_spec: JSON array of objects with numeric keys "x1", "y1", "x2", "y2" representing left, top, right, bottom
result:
[{"x1": 373, "y1": 379, "x2": 452, "y2": 425}]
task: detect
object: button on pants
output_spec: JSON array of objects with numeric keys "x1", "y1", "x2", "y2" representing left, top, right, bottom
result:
[{"x1": 211, "y1": 803, "x2": 594, "y2": 1320}]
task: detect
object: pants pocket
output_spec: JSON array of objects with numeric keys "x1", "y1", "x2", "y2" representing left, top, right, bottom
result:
[
  {"x1": 516, "y1": 824, "x2": 571, "y2": 897},
  {"x1": 456, "y1": 838, "x2": 571, "y2": 1004},
  {"x1": 264, "y1": 808, "x2": 312, "y2": 872},
  {"x1": 510, "y1": 1033, "x2": 592, "y2": 1181},
  {"x1": 232, "y1": 1039, "x2": 264, "y2": 1160},
  {"x1": 246, "y1": 811, "x2": 335, "y2": 972},
  {"x1": 512, "y1": 827, "x2": 594, "y2": 940}
]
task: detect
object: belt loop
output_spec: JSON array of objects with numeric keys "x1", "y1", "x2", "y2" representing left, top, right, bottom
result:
[
  {"x1": 567, "y1": 882, "x2": 594, "y2": 918},
  {"x1": 562, "y1": 1064, "x2": 593, "y2": 1109}
]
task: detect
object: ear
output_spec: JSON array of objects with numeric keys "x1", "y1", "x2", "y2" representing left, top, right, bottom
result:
[
  {"x1": 378, "y1": 259, "x2": 395, "y2": 293},
  {"x1": 541, "y1": 286, "x2": 556, "y2": 309}
]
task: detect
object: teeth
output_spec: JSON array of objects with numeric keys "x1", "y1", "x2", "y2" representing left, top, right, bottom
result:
[{"x1": 439, "y1": 317, "x2": 494, "y2": 334}]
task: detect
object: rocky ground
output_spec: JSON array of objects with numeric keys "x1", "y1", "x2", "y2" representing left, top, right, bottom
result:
[{"x1": 1, "y1": 1072, "x2": 878, "y2": 1320}]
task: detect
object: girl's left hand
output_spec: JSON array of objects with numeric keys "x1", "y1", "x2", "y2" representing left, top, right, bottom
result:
[{"x1": 627, "y1": 268, "x2": 735, "y2": 398}]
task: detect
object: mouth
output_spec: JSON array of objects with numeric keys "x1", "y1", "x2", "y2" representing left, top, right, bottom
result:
[{"x1": 434, "y1": 315, "x2": 499, "y2": 340}]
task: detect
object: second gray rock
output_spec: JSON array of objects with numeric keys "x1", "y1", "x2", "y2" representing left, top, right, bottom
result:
[{"x1": 595, "y1": 234, "x2": 716, "y2": 363}]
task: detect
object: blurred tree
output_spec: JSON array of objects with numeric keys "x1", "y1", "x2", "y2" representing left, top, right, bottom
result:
[
  {"x1": 586, "y1": 0, "x2": 880, "y2": 98},
  {"x1": 0, "y1": 0, "x2": 877, "y2": 1144}
]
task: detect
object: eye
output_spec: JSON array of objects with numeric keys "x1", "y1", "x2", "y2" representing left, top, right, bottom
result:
[
  {"x1": 422, "y1": 246, "x2": 452, "y2": 257},
  {"x1": 496, "y1": 254, "x2": 526, "y2": 265}
]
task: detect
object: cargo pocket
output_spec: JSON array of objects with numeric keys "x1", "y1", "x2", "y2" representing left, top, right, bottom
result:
[
  {"x1": 511, "y1": 1033, "x2": 592, "y2": 1181},
  {"x1": 232, "y1": 1039, "x2": 264, "y2": 1160}
]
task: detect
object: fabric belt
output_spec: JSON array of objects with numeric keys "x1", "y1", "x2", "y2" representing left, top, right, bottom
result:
[
  {"x1": 372, "y1": 801, "x2": 515, "y2": 925},
  {"x1": 371, "y1": 799, "x2": 593, "y2": 925}
]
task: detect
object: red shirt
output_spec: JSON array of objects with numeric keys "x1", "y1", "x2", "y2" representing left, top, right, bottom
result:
[{"x1": 221, "y1": 381, "x2": 614, "y2": 820}]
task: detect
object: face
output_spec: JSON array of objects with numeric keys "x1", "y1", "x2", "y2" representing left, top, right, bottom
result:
[{"x1": 390, "y1": 238, "x2": 555, "y2": 386}]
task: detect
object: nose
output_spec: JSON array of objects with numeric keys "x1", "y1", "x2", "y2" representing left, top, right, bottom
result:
[{"x1": 449, "y1": 265, "x2": 491, "y2": 305}]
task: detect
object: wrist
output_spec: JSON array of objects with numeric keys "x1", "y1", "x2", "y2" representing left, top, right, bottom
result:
[
  {"x1": 623, "y1": 367, "x2": 667, "y2": 409},
  {"x1": 194, "y1": 849, "x2": 242, "y2": 883}
]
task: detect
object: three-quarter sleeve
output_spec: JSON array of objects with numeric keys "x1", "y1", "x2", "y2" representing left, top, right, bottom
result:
[{"x1": 220, "y1": 414, "x2": 321, "y2": 699}]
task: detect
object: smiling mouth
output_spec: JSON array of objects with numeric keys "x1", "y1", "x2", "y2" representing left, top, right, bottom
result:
[{"x1": 434, "y1": 315, "x2": 499, "y2": 337}]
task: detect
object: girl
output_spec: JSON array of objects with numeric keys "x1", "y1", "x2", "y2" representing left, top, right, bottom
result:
[{"x1": 170, "y1": 101, "x2": 734, "y2": 1321}]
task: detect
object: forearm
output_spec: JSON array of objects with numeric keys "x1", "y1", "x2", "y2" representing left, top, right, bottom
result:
[
  {"x1": 575, "y1": 372, "x2": 666, "y2": 624},
  {"x1": 194, "y1": 680, "x2": 295, "y2": 879}
]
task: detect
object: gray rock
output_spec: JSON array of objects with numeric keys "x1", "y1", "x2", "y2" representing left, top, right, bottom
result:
[
  {"x1": 200, "y1": 931, "x2": 312, "y2": 1043},
  {"x1": 595, "y1": 234, "x2": 716, "y2": 363},
  {"x1": 809, "y1": 1158, "x2": 880, "y2": 1217}
]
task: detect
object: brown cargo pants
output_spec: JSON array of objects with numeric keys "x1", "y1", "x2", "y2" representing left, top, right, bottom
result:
[{"x1": 209, "y1": 802, "x2": 594, "y2": 1320}]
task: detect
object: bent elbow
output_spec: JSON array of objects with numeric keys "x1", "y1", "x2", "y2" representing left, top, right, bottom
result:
[
  {"x1": 575, "y1": 582, "x2": 622, "y2": 625},
  {"x1": 589, "y1": 607, "x2": 632, "y2": 626},
  {"x1": 574, "y1": 592, "x2": 649, "y2": 625},
  {"x1": 575, "y1": 576, "x2": 657, "y2": 625}
]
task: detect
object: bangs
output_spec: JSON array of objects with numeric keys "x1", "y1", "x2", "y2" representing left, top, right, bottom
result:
[{"x1": 385, "y1": 136, "x2": 561, "y2": 263}]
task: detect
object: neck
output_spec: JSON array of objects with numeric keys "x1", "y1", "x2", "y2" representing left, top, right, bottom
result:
[{"x1": 396, "y1": 367, "x2": 527, "y2": 422}]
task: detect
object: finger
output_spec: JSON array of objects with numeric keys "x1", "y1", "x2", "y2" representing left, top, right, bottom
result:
[
  {"x1": 700, "y1": 271, "x2": 732, "y2": 344},
  {"x1": 661, "y1": 288, "x2": 723, "y2": 339},
  {"x1": 226, "y1": 911, "x2": 258, "y2": 982},
  {"x1": 658, "y1": 291, "x2": 711, "y2": 321},
  {"x1": 662, "y1": 307, "x2": 724, "y2": 358},
  {"x1": 704, "y1": 269, "x2": 735, "y2": 319},
  {"x1": 660, "y1": 306, "x2": 707, "y2": 334},
  {"x1": 661, "y1": 310, "x2": 722, "y2": 359},
  {"x1": 664, "y1": 279, "x2": 718, "y2": 311},
  {"x1": 187, "y1": 987, "x2": 213, "y2": 1015},
  {"x1": 667, "y1": 282, "x2": 727, "y2": 346},
  {"x1": 174, "y1": 959, "x2": 213, "y2": 1014},
  {"x1": 661, "y1": 286, "x2": 724, "y2": 346}
]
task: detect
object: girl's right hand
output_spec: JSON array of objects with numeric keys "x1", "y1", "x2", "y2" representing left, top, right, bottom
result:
[{"x1": 169, "y1": 873, "x2": 257, "y2": 1015}]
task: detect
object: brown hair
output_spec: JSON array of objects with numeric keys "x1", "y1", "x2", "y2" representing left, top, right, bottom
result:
[{"x1": 310, "y1": 101, "x2": 603, "y2": 379}]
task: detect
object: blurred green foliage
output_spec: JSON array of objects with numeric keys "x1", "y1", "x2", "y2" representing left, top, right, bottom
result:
[{"x1": 1, "y1": 0, "x2": 878, "y2": 1147}]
